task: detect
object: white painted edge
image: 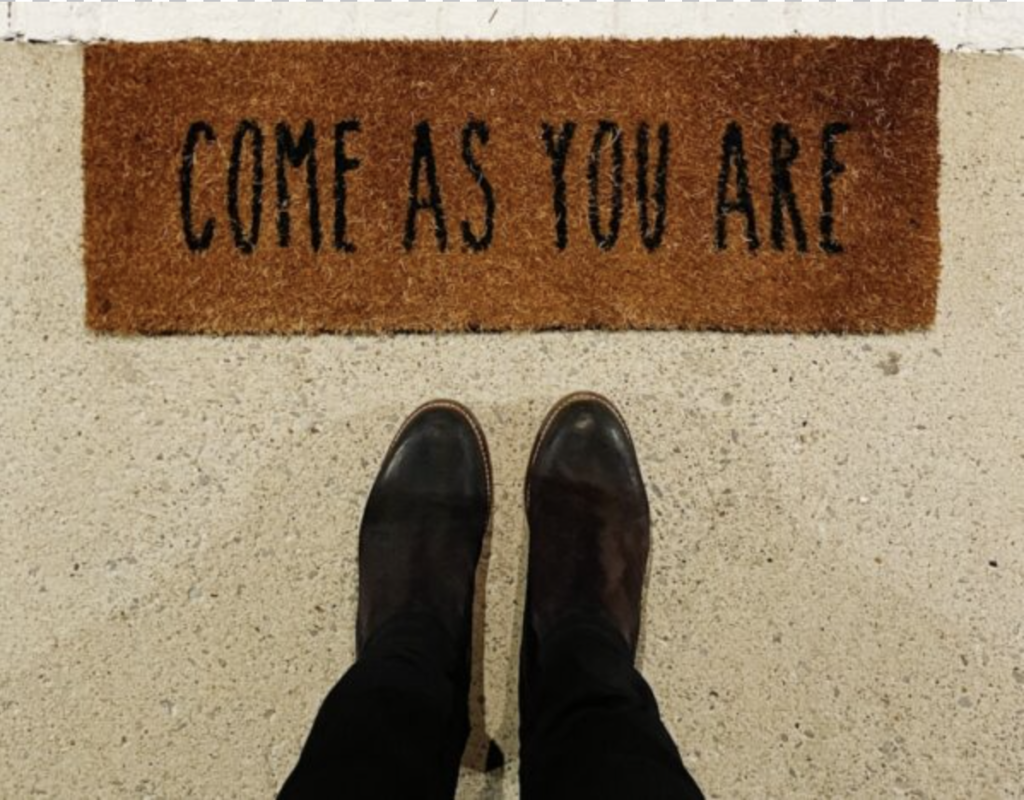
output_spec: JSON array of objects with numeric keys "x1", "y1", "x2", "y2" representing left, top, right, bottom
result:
[{"x1": 3, "y1": 3, "x2": 1024, "y2": 53}]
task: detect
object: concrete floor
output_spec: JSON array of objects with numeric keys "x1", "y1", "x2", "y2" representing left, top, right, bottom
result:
[{"x1": 1, "y1": 44, "x2": 1022, "y2": 799}]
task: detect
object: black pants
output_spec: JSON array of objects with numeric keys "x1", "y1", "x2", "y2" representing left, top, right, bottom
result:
[{"x1": 279, "y1": 612, "x2": 704, "y2": 799}]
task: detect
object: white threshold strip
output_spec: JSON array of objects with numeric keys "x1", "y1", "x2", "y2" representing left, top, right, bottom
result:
[{"x1": 3, "y1": 3, "x2": 1024, "y2": 54}]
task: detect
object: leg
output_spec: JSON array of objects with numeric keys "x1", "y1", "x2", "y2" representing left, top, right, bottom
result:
[
  {"x1": 520, "y1": 393, "x2": 704, "y2": 799},
  {"x1": 280, "y1": 614, "x2": 468, "y2": 799},
  {"x1": 279, "y1": 401, "x2": 492, "y2": 799},
  {"x1": 520, "y1": 615, "x2": 703, "y2": 799}
]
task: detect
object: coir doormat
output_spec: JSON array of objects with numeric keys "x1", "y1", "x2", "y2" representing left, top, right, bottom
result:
[{"x1": 84, "y1": 39, "x2": 939, "y2": 334}]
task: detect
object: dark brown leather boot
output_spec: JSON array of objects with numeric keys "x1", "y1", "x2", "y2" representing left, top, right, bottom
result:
[
  {"x1": 356, "y1": 400, "x2": 491, "y2": 657},
  {"x1": 522, "y1": 391, "x2": 651, "y2": 655}
]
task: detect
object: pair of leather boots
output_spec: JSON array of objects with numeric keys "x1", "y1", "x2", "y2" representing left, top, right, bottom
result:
[{"x1": 356, "y1": 391, "x2": 650, "y2": 715}]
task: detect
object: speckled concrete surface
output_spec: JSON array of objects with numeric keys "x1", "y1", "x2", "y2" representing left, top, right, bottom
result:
[{"x1": 0, "y1": 45, "x2": 1022, "y2": 799}]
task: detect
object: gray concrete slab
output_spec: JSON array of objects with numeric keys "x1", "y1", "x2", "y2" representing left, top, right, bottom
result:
[{"x1": 0, "y1": 44, "x2": 1021, "y2": 799}]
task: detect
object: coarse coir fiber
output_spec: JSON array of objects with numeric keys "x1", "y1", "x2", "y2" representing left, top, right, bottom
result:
[{"x1": 83, "y1": 38, "x2": 940, "y2": 334}]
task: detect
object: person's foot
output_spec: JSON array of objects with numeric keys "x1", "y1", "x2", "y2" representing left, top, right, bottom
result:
[
  {"x1": 356, "y1": 400, "x2": 491, "y2": 656},
  {"x1": 523, "y1": 392, "x2": 651, "y2": 655}
]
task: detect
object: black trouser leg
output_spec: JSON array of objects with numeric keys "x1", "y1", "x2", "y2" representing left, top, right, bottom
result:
[
  {"x1": 279, "y1": 613, "x2": 469, "y2": 800},
  {"x1": 520, "y1": 616, "x2": 705, "y2": 800}
]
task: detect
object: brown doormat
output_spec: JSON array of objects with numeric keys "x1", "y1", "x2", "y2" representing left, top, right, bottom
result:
[{"x1": 83, "y1": 39, "x2": 939, "y2": 334}]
